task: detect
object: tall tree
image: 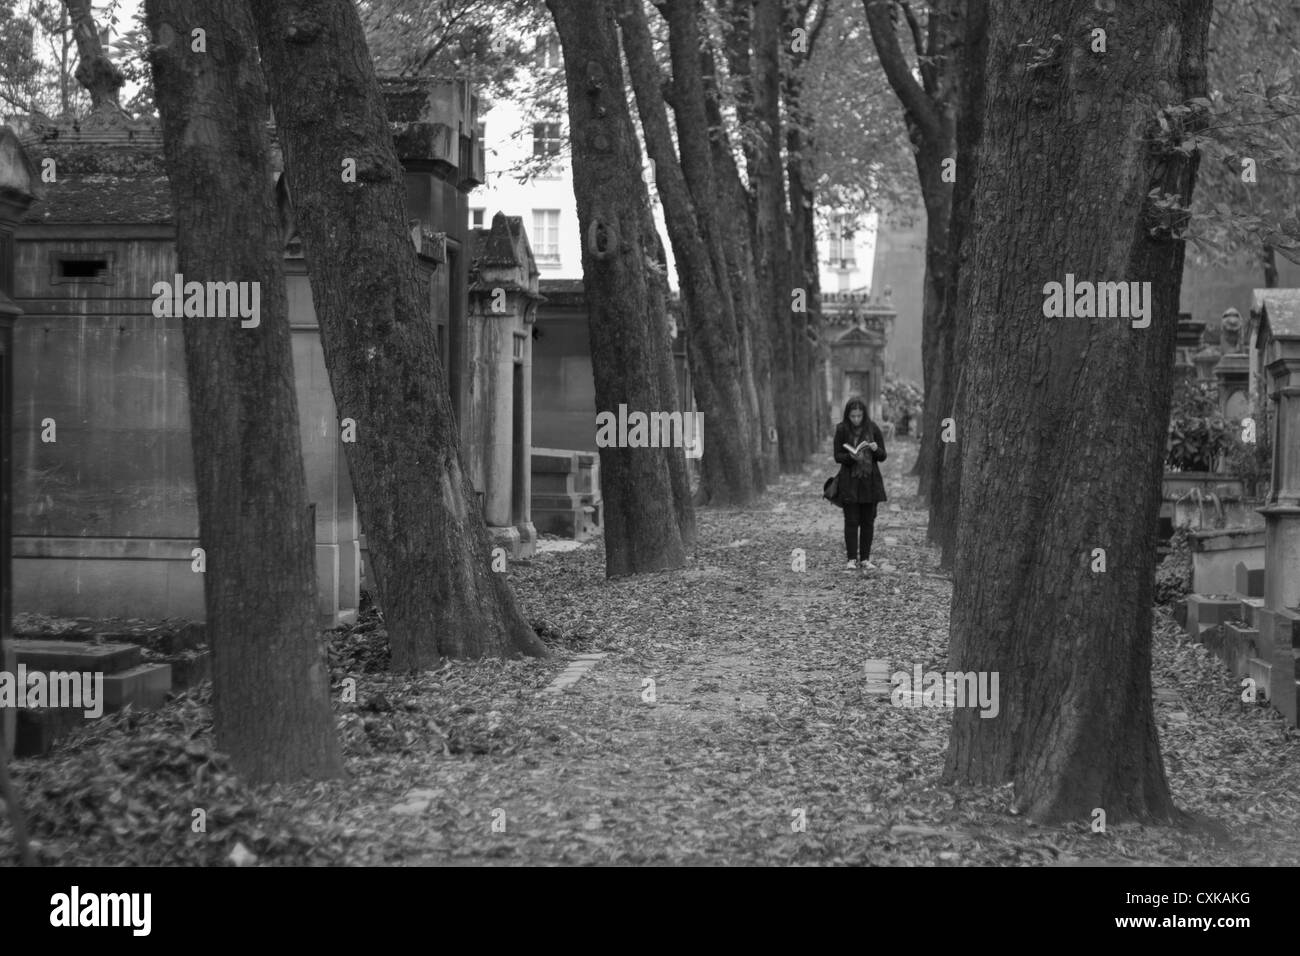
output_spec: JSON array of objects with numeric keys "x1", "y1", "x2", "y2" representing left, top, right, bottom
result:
[
  {"x1": 0, "y1": 3, "x2": 41, "y2": 113},
  {"x1": 784, "y1": 0, "x2": 830, "y2": 448},
  {"x1": 543, "y1": 0, "x2": 694, "y2": 573},
  {"x1": 702, "y1": 31, "x2": 781, "y2": 484},
  {"x1": 1, "y1": 0, "x2": 87, "y2": 116},
  {"x1": 942, "y1": 0, "x2": 1213, "y2": 821},
  {"x1": 145, "y1": 0, "x2": 342, "y2": 782},
  {"x1": 1183, "y1": 0, "x2": 1300, "y2": 281},
  {"x1": 248, "y1": 0, "x2": 548, "y2": 665},
  {"x1": 63, "y1": 0, "x2": 124, "y2": 111},
  {"x1": 862, "y1": 0, "x2": 957, "y2": 510},
  {"x1": 619, "y1": 0, "x2": 763, "y2": 505},
  {"x1": 747, "y1": 0, "x2": 804, "y2": 470},
  {"x1": 932, "y1": 0, "x2": 984, "y2": 569}
]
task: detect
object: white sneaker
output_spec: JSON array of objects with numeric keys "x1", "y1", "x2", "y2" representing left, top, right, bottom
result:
[
  {"x1": 861, "y1": 560, "x2": 877, "y2": 571},
  {"x1": 845, "y1": 559, "x2": 858, "y2": 570}
]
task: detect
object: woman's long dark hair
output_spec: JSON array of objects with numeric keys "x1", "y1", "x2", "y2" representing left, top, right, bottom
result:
[{"x1": 840, "y1": 397, "x2": 872, "y2": 437}]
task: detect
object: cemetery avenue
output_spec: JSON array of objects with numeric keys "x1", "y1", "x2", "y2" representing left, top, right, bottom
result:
[{"x1": 9, "y1": 444, "x2": 1300, "y2": 867}]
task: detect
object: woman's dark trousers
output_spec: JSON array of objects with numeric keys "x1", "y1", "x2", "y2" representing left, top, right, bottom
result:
[{"x1": 844, "y1": 501, "x2": 878, "y2": 561}]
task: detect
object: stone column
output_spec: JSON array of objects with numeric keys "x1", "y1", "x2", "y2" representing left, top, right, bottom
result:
[
  {"x1": 1214, "y1": 352, "x2": 1250, "y2": 418},
  {"x1": 516, "y1": 300, "x2": 537, "y2": 557},
  {"x1": 1256, "y1": 292, "x2": 1300, "y2": 724},
  {"x1": 1175, "y1": 314, "x2": 1205, "y2": 379},
  {"x1": 0, "y1": 130, "x2": 39, "y2": 757}
]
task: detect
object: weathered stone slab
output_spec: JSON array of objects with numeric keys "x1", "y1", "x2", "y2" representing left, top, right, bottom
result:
[
  {"x1": 14, "y1": 707, "x2": 87, "y2": 757},
  {"x1": 1186, "y1": 594, "x2": 1242, "y2": 637},
  {"x1": 1261, "y1": 608, "x2": 1300, "y2": 724},
  {"x1": 1223, "y1": 621, "x2": 1260, "y2": 677},
  {"x1": 102, "y1": 663, "x2": 172, "y2": 712},
  {"x1": 1235, "y1": 561, "x2": 1266, "y2": 598},
  {"x1": 11, "y1": 638, "x2": 141, "y2": 674},
  {"x1": 1240, "y1": 597, "x2": 1265, "y2": 628}
]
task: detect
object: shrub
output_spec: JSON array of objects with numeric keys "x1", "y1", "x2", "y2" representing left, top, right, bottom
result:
[
  {"x1": 881, "y1": 374, "x2": 924, "y2": 435},
  {"x1": 1165, "y1": 378, "x2": 1233, "y2": 472},
  {"x1": 1155, "y1": 526, "x2": 1194, "y2": 606},
  {"x1": 1223, "y1": 401, "x2": 1272, "y2": 498}
]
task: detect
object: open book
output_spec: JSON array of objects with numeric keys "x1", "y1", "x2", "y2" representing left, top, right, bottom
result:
[{"x1": 843, "y1": 440, "x2": 872, "y2": 455}]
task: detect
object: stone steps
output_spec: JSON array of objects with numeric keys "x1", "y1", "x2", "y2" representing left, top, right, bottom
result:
[{"x1": 9, "y1": 637, "x2": 174, "y2": 757}]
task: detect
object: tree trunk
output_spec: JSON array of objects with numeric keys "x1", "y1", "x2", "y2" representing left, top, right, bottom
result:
[
  {"x1": 933, "y1": 0, "x2": 987, "y2": 569},
  {"x1": 942, "y1": 0, "x2": 1212, "y2": 823},
  {"x1": 788, "y1": 156, "x2": 824, "y2": 446},
  {"x1": 545, "y1": 0, "x2": 690, "y2": 575},
  {"x1": 702, "y1": 40, "x2": 777, "y2": 485},
  {"x1": 620, "y1": 0, "x2": 760, "y2": 507},
  {"x1": 248, "y1": 0, "x2": 547, "y2": 667},
  {"x1": 63, "y1": 0, "x2": 125, "y2": 113},
  {"x1": 1263, "y1": 243, "x2": 1279, "y2": 288},
  {"x1": 649, "y1": 234, "x2": 697, "y2": 547},
  {"x1": 915, "y1": 161, "x2": 953, "y2": 510},
  {"x1": 145, "y1": 0, "x2": 342, "y2": 782},
  {"x1": 863, "y1": 0, "x2": 957, "y2": 504},
  {"x1": 750, "y1": 0, "x2": 802, "y2": 470},
  {"x1": 784, "y1": 0, "x2": 827, "y2": 457}
]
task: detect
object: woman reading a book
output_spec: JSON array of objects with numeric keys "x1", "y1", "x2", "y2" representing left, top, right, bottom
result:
[{"x1": 832, "y1": 397, "x2": 888, "y2": 570}]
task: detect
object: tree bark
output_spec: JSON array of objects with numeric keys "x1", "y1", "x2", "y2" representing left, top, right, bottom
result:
[
  {"x1": 942, "y1": 0, "x2": 1212, "y2": 823},
  {"x1": 933, "y1": 0, "x2": 987, "y2": 569},
  {"x1": 785, "y1": 0, "x2": 829, "y2": 453},
  {"x1": 145, "y1": 0, "x2": 342, "y2": 782},
  {"x1": 788, "y1": 154, "x2": 824, "y2": 445},
  {"x1": 619, "y1": 0, "x2": 760, "y2": 507},
  {"x1": 1263, "y1": 243, "x2": 1279, "y2": 288},
  {"x1": 63, "y1": 0, "x2": 125, "y2": 113},
  {"x1": 751, "y1": 0, "x2": 802, "y2": 470},
  {"x1": 863, "y1": 0, "x2": 957, "y2": 504},
  {"x1": 248, "y1": 0, "x2": 547, "y2": 666},
  {"x1": 702, "y1": 39, "x2": 778, "y2": 485},
  {"x1": 545, "y1": 0, "x2": 690, "y2": 575}
]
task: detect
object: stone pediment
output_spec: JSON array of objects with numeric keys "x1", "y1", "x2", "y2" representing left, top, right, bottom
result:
[{"x1": 831, "y1": 326, "x2": 885, "y2": 349}]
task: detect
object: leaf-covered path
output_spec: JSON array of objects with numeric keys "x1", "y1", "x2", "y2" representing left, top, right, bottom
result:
[
  {"x1": 362, "y1": 439, "x2": 1300, "y2": 866},
  {"x1": 13, "y1": 438, "x2": 1300, "y2": 866}
]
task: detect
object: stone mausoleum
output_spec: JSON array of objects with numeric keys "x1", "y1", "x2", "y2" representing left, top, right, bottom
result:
[
  {"x1": 2, "y1": 77, "x2": 539, "y2": 626},
  {"x1": 821, "y1": 289, "x2": 895, "y2": 425}
]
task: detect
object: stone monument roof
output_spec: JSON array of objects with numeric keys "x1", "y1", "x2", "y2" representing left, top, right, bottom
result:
[
  {"x1": 472, "y1": 213, "x2": 529, "y2": 267},
  {"x1": 1253, "y1": 288, "x2": 1300, "y2": 337},
  {"x1": 14, "y1": 115, "x2": 170, "y2": 225}
]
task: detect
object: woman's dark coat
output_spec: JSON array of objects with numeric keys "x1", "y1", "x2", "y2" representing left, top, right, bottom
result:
[{"x1": 832, "y1": 420, "x2": 888, "y2": 503}]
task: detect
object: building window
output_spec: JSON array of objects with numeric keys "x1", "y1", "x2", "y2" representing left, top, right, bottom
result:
[
  {"x1": 536, "y1": 35, "x2": 561, "y2": 70},
  {"x1": 51, "y1": 253, "x2": 113, "y2": 284},
  {"x1": 829, "y1": 214, "x2": 856, "y2": 269},
  {"x1": 532, "y1": 209, "x2": 561, "y2": 264},
  {"x1": 470, "y1": 208, "x2": 486, "y2": 229},
  {"x1": 532, "y1": 122, "x2": 563, "y2": 158}
]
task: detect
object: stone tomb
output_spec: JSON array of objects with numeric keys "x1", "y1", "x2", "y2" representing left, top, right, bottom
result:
[{"x1": 1185, "y1": 289, "x2": 1300, "y2": 724}]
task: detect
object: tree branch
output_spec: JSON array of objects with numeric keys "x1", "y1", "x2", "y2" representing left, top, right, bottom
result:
[
  {"x1": 862, "y1": 0, "x2": 941, "y2": 143},
  {"x1": 899, "y1": 0, "x2": 925, "y2": 61},
  {"x1": 808, "y1": 0, "x2": 831, "y2": 54},
  {"x1": 62, "y1": 0, "x2": 125, "y2": 112},
  {"x1": 0, "y1": 88, "x2": 35, "y2": 114},
  {"x1": 901, "y1": 0, "x2": 940, "y2": 96}
]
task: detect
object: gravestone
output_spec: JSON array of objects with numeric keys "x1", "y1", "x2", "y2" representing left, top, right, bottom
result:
[
  {"x1": 1235, "y1": 560, "x2": 1265, "y2": 598},
  {"x1": 1251, "y1": 290, "x2": 1300, "y2": 724}
]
